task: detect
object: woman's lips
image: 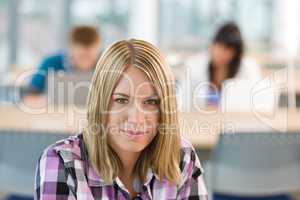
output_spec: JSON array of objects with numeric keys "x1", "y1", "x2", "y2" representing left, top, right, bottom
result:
[
  {"x1": 121, "y1": 129, "x2": 148, "y2": 139},
  {"x1": 126, "y1": 130, "x2": 146, "y2": 135}
]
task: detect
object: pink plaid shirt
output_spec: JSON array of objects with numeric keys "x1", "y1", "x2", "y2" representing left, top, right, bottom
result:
[{"x1": 34, "y1": 134, "x2": 208, "y2": 199}]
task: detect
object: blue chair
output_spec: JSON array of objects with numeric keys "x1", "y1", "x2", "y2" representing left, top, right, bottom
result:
[
  {"x1": 213, "y1": 193, "x2": 291, "y2": 200},
  {"x1": 0, "y1": 130, "x2": 69, "y2": 197},
  {"x1": 0, "y1": 85, "x2": 24, "y2": 104},
  {"x1": 207, "y1": 132, "x2": 300, "y2": 200},
  {"x1": 5, "y1": 195, "x2": 34, "y2": 200}
]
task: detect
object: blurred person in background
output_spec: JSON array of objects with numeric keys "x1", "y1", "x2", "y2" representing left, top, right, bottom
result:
[
  {"x1": 180, "y1": 22, "x2": 261, "y2": 110},
  {"x1": 6, "y1": 25, "x2": 101, "y2": 200},
  {"x1": 27, "y1": 25, "x2": 101, "y2": 95}
]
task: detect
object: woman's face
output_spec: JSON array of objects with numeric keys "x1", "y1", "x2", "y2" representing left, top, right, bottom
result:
[
  {"x1": 107, "y1": 66, "x2": 160, "y2": 154},
  {"x1": 211, "y1": 42, "x2": 236, "y2": 67}
]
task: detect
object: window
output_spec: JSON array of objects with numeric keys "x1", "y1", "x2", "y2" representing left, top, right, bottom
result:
[
  {"x1": 0, "y1": 0, "x2": 8, "y2": 71},
  {"x1": 71, "y1": 0, "x2": 129, "y2": 47},
  {"x1": 18, "y1": 0, "x2": 61, "y2": 67},
  {"x1": 5, "y1": 0, "x2": 129, "y2": 70},
  {"x1": 159, "y1": 0, "x2": 274, "y2": 52}
]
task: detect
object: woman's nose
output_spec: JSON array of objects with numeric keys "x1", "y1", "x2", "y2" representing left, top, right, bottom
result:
[{"x1": 127, "y1": 103, "x2": 146, "y2": 124}]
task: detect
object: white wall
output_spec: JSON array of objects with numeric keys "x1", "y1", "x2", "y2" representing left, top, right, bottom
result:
[
  {"x1": 128, "y1": 0, "x2": 159, "y2": 45},
  {"x1": 272, "y1": 0, "x2": 300, "y2": 58}
]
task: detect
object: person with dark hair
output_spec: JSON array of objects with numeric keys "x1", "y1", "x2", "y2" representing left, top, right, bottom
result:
[
  {"x1": 181, "y1": 22, "x2": 261, "y2": 110},
  {"x1": 208, "y1": 22, "x2": 244, "y2": 91},
  {"x1": 27, "y1": 25, "x2": 101, "y2": 94}
]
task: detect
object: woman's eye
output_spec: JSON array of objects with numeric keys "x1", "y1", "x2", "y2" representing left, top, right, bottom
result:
[
  {"x1": 145, "y1": 99, "x2": 160, "y2": 106},
  {"x1": 115, "y1": 98, "x2": 128, "y2": 104}
]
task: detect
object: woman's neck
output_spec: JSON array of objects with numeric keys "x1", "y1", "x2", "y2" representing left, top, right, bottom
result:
[
  {"x1": 118, "y1": 151, "x2": 141, "y2": 198},
  {"x1": 212, "y1": 65, "x2": 228, "y2": 90},
  {"x1": 119, "y1": 151, "x2": 140, "y2": 175}
]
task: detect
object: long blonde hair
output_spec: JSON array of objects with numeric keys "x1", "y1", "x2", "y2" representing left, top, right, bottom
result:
[{"x1": 83, "y1": 39, "x2": 181, "y2": 184}]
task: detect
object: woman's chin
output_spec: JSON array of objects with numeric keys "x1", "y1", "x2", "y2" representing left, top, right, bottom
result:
[{"x1": 118, "y1": 142, "x2": 148, "y2": 153}]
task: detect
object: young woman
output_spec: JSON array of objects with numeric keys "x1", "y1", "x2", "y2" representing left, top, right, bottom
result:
[
  {"x1": 34, "y1": 39, "x2": 208, "y2": 199},
  {"x1": 181, "y1": 22, "x2": 261, "y2": 109}
]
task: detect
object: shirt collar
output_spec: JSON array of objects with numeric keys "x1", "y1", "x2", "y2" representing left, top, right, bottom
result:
[
  {"x1": 86, "y1": 162, "x2": 159, "y2": 187},
  {"x1": 53, "y1": 135, "x2": 82, "y2": 162},
  {"x1": 55, "y1": 134, "x2": 160, "y2": 187},
  {"x1": 86, "y1": 163, "x2": 110, "y2": 187}
]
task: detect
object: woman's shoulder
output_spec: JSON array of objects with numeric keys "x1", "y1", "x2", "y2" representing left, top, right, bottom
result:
[
  {"x1": 238, "y1": 57, "x2": 262, "y2": 80},
  {"x1": 35, "y1": 134, "x2": 85, "y2": 198},
  {"x1": 176, "y1": 136, "x2": 205, "y2": 192},
  {"x1": 180, "y1": 136, "x2": 200, "y2": 162},
  {"x1": 180, "y1": 135, "x2": 195, "y2": 149},
  {"x1": 179, "y1": 136, "x2": 204, "y2": 174},
  {"x1": 39, "y1": 134, "x2": 84, "y2": 163}
]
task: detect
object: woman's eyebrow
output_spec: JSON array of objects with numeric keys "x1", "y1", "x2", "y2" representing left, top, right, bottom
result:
[
  {"x1": 113, "y1": 93, "x2": 159, "y2": 99},
  {"x1": 147, "y1": 94, "x2": 159, "y2": 99},
  {"x1": 112, "y1": 93, "x2": 130, "y2": 98}
]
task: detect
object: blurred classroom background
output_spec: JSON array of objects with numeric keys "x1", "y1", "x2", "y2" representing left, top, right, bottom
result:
[{"x1": 0, "y1": 0, "x2": 300, "y2": 200}]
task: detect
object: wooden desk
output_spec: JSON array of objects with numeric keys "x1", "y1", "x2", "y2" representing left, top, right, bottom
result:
[
  {"x1": 1, "y1": 105, "x2": 300, "y2": 149},
  {"x1": 180, "y1": 110, "x2": 300, "y2": 148},
  {"x1": 0, "y1": 105, "x2": 86, "y2": 133},
  {"x1": 261, "y1": 67, "x2": 300, "y2": 93}
]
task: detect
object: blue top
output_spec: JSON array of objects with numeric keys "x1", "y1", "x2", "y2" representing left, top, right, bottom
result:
[
  {"x1": 29, "y1": 52, "x2": 72, "y2": 93},
  {"x1": 206, "y1": 86, "x2": 220, "y2": 106}
]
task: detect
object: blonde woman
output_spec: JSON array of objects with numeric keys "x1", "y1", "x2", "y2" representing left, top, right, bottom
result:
[{"x1": 34, "y1": 39, "x2": 208, "y2": 199}]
